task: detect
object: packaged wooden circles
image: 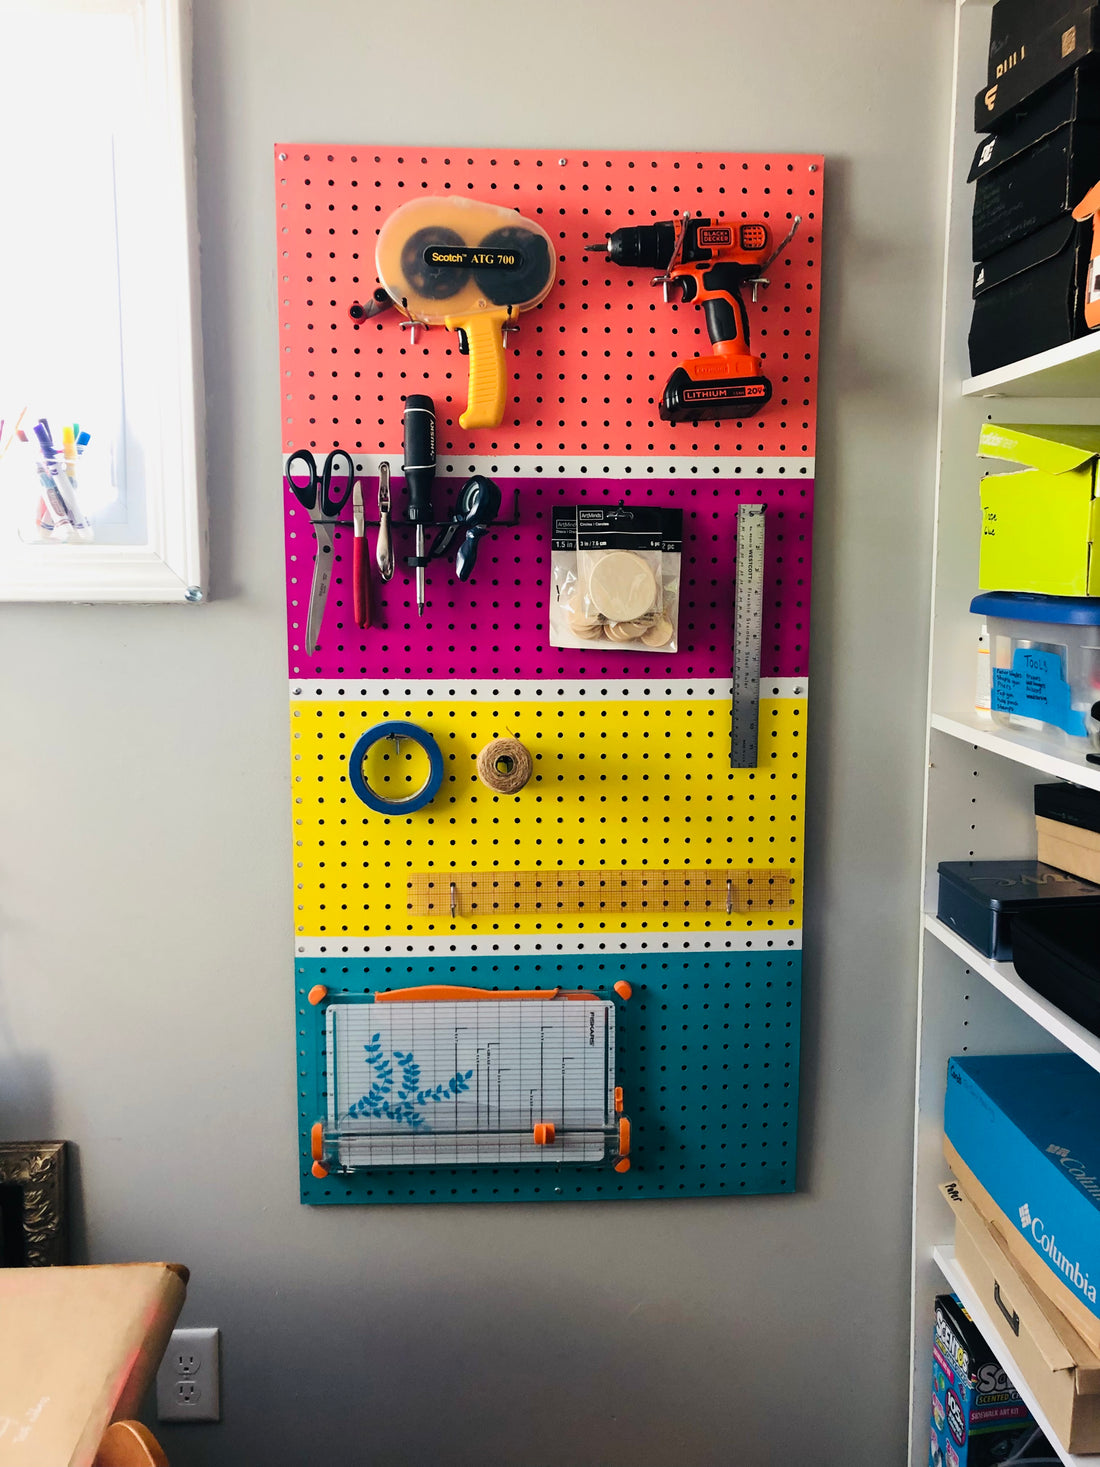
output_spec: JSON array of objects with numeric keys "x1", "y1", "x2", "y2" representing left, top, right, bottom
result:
[{"x1": 549, "y1": 505, "x2": 683, "y2": 653}]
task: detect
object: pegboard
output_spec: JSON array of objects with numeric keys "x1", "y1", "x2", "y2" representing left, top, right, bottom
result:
[
  {"x1": 297, "y1": 953, "x2": 801, "y2": 1203},
  {"x1": 275, "y1": 145, "x2": 820, "y2": 460},
  {"x1": 276, "y1": 142, "x2": 822, "y2": 1204},
  {"x1": 291, "y1": 689, "x2": 805, "y2": 939},
  {"x1": 285, "y1": 475, "x2": 812, "y2": 681}
]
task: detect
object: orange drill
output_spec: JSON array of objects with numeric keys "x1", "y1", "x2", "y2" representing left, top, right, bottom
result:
[{"x1": 586, "y1": 212, "x2": 799, "y2": 422}]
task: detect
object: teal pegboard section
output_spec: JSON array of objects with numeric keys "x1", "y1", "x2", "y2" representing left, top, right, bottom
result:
[{"x1": 297, "y1": 951, "x2": 800, "y2": 1204}]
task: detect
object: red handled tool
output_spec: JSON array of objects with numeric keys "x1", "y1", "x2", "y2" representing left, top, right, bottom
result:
[{"x1": 352, "y1": 479, "x2": 372, "y2": 629}]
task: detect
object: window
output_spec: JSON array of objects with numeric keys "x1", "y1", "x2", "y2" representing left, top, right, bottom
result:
[{"x1": 0, "y1": 0, "x2": 205, "y2": 602}]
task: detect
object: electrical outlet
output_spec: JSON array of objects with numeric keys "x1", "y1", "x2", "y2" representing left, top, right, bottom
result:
[{"x1": 156, "y1": 1327, "x2": 220, "y2": 1422}]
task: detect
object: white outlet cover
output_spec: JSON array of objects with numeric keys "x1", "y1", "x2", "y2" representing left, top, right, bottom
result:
[{"x1": 156, "y1": 1326, "x2": 220, "y2": 1422}]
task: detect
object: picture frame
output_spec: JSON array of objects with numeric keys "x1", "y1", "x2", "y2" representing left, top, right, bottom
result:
[{"x1": 0, "y1": 1141, "x2": 69, "y2": 1267}]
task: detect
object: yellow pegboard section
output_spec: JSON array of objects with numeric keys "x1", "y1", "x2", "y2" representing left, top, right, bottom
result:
[{"x1": 292, "y1": 694, "x2": 805, "y2": 937}]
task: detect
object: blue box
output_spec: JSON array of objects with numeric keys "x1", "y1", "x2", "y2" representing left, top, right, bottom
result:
[{"x1": 945, "y1": 1053, "x2": 1100, "y2": 1337}]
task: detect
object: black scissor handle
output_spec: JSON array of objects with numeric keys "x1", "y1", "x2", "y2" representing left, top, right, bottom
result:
[
  {"x1": 318, "y1": 450, "x2": 355, "y2": 518},
  {"x1": 286, "y1": 448, "x2": 355, "y2": 518},
  {"x1": 286, "y1": 449, "x2": 320, "y2": 511}
]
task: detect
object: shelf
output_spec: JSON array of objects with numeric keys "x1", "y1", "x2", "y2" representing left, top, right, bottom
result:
[
  {"x1": 963, "y1": 333, "x2": 1100, "y2": 398},
  {"x1": 924, "y1": 915, "x2": 1100, "y2": 1073},
  {"x1": 932, "y1": 1244, "x2": 1098, "y2": 1465},
  {"x1": 931, "y1": 712, "x2": 1100, "y2": 791}
]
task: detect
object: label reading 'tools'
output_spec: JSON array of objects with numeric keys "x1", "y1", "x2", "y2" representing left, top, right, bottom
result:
[{"x1": 991, "y1": 647, "x2": 1088, "y2": 737}]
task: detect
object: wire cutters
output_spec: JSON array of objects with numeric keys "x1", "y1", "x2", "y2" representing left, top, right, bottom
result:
[{"x1": 286, "y1": 448, "x2": 355, "y2": 651}]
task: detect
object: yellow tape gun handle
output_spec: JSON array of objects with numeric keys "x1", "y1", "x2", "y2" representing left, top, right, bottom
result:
[{"x1": 446, "y1": 306, "x2": 510, "y2": 430}]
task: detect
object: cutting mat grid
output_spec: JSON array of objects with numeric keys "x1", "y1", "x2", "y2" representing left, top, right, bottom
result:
[
  {"x1": 298, "y1": 955, "x2": 801, "y2": 1203},
  {"x1": 285, "y1": 476, "x2": 812, "y2": 681},
  {"x1": 276, "y1": 145, "x2": 822, "y2": 460}
]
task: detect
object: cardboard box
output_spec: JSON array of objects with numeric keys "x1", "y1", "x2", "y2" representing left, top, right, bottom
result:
[
  {"x1": 928, "y1": 1280, "x2": 1054, "y2": 1465},
  {"x1": 1037, "y1": 813, "x2": 1100, "y2": 882},
  {"x1": 969, "y1": 215, "x2": 1091, "y2": 376},
  {"x1": 0, "y1": 1262, "x2": 188, "y2": 1467},
  {"x1": 977, "y1": 10, "x2": 1100, "y2": 131},
  {"x1": 942, "y1": 1178, "x2": 1100, "y2": 1453},
  {"x1": 970, "y1": 67, "x2": 1100, "y2": 260},
  {"x1": 978, "y1": 423, "x2": 1100, "y2": 595},
  {"x1": 1035, "y1": 784, "x2": 1100, "y2": 882},
  {"x1": 943, "y1": 1052, "x2": 1100, "y2": 1350}
]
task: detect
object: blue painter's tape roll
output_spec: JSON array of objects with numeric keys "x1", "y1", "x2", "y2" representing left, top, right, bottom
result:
[{"x1": 348, "y1": 721, "x2": 445, "y2": 815}]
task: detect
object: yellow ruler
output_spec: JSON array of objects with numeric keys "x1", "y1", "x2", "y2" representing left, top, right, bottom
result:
[{"x1": 408, "y1": 869, "x2": 799, "y2": 918}]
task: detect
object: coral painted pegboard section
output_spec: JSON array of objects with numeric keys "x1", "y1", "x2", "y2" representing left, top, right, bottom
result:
[
  {"x1": 285, "y1": 475, "x2": 812, "y2": 682},
  {"x1": 275, "y1": 144, "x2": 821, "y2": 460}
]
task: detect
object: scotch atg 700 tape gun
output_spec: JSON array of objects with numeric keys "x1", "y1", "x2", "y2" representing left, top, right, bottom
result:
[{"x1": 375, "y1": 197, "x2": 556, "y2": 430}]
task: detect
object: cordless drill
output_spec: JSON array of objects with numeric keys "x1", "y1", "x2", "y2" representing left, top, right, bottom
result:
[{"x1": 586, "y1": 213, "x2": 797, "y2": 422}]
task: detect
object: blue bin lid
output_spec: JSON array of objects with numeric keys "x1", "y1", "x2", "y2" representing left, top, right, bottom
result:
[{"x1": 970, "y1": 591, "x2": 1100, "y2": 625}]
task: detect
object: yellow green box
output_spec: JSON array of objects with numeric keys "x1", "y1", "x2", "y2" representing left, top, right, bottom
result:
[{"x1": 979, "y1": 424, "x2": 1100, "y2": 597}]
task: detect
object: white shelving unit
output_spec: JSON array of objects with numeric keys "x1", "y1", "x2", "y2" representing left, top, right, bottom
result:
[{"x1": 909, "y1": 3, "x2": 1100, "y2": 1462}]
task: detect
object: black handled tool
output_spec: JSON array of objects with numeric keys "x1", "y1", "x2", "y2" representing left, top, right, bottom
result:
[
  {"x1": 429, "y1": 475, "x2": 502, "y2": 581},
  {"x1": 454, "y1": 476, "x2": 501, "y2": 580},
  {"x1": 402, "y1": 395, "x2": 436, "y2": 617}
]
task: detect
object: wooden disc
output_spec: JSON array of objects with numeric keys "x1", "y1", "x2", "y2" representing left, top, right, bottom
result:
[
  {"x1": 641, "y1": 615, "x2": 675, "y2": 648},
  {"x1": 586, "y1": 552, "x2": 658, "y2": 622}
]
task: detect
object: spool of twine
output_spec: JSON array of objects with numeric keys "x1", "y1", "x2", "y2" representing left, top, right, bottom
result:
[{"x1": 476, "y1": 737, "x2": 533, "y2": 794}]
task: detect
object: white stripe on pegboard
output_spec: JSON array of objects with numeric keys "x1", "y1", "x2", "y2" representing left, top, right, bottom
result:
[
  {"x1": 289, "y1": 676, "x2": 808, "y2": 702},
  {"x1": 294, "y1": 929, "x2": 803, "y2": 959},
  {"x1": 283, "y1": 452, "x2": 814, "y2": 481}
]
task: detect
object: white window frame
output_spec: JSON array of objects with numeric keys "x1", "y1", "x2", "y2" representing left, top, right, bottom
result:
[{"x1": 0, "y1": 0, "x2": 206, "y2": 603}]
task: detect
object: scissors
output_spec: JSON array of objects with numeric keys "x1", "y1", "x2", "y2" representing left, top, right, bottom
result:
[{"x1": 286, "y1": 448, "x2": 355, "y2": 651}]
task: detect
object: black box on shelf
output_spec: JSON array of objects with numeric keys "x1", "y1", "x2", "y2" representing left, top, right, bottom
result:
[
  {"x1": 988, "y1": 0, "x2": 1086, "y2": 74},
  {"x1": 970, "y1": 66, "x2": 1100, "y2": 259},
  {"x1": 1012, "y1": 905, "x2": 1100, "y2": 1034},
  {"x1": 977, "y1": 7, "x2": 1100, "y2": 130},
  {"x1": 936, "y1": 858, "x2": 1100, "y2": 960},
  {"x1": 968, "y1": 214, "x2": 1091, "y2": 376}
]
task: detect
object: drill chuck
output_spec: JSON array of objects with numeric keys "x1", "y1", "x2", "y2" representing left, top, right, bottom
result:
[{"x1": 586, "y1": 222, "x2": 678, "y2": 271}]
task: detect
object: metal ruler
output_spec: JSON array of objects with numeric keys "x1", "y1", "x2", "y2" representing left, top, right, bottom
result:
[{"x1": 731, "y1": 503, "x2": 766, "y2": 768}]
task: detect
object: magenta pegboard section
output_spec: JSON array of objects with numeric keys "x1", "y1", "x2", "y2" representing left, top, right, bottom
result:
[
  {"x1": 285, "y1": 476, "x2": 812, "y2": 681},
  {"x1": 275, "y1": 145, "x2": 821, "y2": 460}
]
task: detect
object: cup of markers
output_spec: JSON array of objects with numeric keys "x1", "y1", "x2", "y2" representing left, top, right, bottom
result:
[{"x1": 13, "y1": 418, "x2": 93, "y2": 542}]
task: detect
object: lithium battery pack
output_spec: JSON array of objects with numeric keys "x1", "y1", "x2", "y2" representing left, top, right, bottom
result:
[
  {"x1": 660, "y1": 364, "x2": 771, "y2": 422},
  {"x1": 937, "y1": 858, "x2": 1100, "y2": 960}
]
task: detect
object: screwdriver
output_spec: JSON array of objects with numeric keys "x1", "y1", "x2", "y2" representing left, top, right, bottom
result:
[{"x1": 402, "y1": 395, "x2": 436, "y2": 617}]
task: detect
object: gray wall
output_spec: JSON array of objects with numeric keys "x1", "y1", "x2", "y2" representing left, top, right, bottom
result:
[{"x1": 0, "y1": 3, "x2": 952, "y2": 1463}]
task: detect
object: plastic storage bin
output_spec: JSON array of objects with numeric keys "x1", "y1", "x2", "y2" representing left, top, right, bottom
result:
[{"x1": 971, "y1": 592, "x2": 1100, "y2": 748}]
